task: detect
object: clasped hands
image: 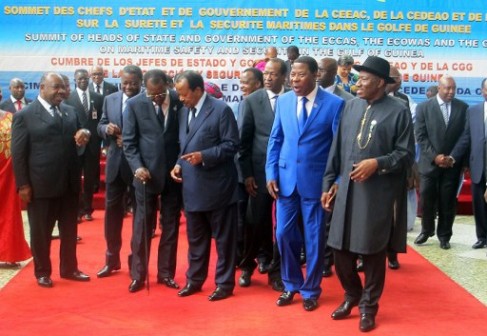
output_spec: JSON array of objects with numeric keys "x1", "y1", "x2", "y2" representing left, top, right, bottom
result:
[{"x1": 434, "y1": 154, "x2": 455, "y2": 168}]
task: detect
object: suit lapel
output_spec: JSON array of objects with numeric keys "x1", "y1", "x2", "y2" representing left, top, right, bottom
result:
[
  {"x1": 182, "y1": 96, "x2": 213, "y2": 151},
  {"x1": 302, "y1": 90, "x2": 324, "y2": 134},
  {"x1": 432, "y1": 99, "x2": 447, "y2": 133}
]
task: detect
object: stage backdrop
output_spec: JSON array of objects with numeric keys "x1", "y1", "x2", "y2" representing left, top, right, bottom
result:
[{"x1": 1, "y1": 0, "x2": 487, "y2": 108}]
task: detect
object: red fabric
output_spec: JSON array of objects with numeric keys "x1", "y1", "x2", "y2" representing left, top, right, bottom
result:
[
  {"x1": 1, "y1": 212, "x2": 487, "y2": 335},
  {"x1": 0, "y1": 112, "x2": 31, "y2": 262}
]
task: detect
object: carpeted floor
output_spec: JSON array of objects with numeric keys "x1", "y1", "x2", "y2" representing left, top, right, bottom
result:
[{"x1": 1, "y1": 212, "x2": 487, "y2": 335}]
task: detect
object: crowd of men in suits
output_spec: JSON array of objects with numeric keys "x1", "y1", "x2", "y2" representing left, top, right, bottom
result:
[{"x1": 5, "y1": 51, "x2": 487, "y2": 332}]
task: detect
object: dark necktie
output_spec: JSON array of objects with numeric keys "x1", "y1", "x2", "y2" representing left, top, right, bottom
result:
[
  {"x1": 51, "y1": 105, "x2": 62, "y2": 125},
  {"x1": 187, "y1": 107, "x2": 196, "y2": 133},
  {"x1": 156, "y1": 104, "x2": 165, "y2": 128},
  {"x1": 96, "y1": 85, "x2": 101, "y2": 94},
  {"x1": 299, "y1": 97, "x2": 308, "y2": 132},
  {"x1": 82, "y1": 91, "x2": 89, "y2": 115},
  {"x1": 16, "y1": 100, "x2": 22, "y2": 111}
]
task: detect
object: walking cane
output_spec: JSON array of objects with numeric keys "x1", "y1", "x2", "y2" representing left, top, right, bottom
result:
[{"x1": 142, "y1": 180, "x2": 150, "y2": 294}]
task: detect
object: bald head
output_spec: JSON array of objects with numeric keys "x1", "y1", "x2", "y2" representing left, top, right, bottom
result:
[
  {"x1": 265, "y1": 47, "x2": 278, "y2": 59},
  {"x1": 438, "y1": 75, "x2": 456, "y2": 102},
  {"x1": 318, "y1": 58, "x2": 338, "y2": 88}
]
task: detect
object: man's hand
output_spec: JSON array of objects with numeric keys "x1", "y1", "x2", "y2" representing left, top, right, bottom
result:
[
  {"x1": 245, "y1": 177, "x2": 258, "y2": 197},
  {"x1": 74, "y1": 129, "x2": 91, "y2": 147},
  {"x1": 170, "y1": 165, "x2": 183, "y2": 183},
  {"x1": 266, "y1": 180, "x2": 279, "y2": 200},
  {"x1": 350, "y1": 159, "x2": 378, "y2": 183},
  {"x1": 484, "y1": 189, "x2": 487, "y2": 203},
  {"x1": 134, "y1": 167, "x2": 151, "y2": 184},
  {"x1": 181, "y1": 152, "x2": 202, "y2": 166},
  {"x1": 321, "y1": 183, "x2": 338, "y2": 211},
  {"x1": 18, "y1": 185, "x2": 32, "y2": 203},
  {"x1": 434, "y1": 154, "x2": 452, "y2": 168},
  {"x1": 106, "y1": 123, "x2": 121, "y2": 136},
  {"x1": 115, "y1": 134, "x2": 123, "y2": 148}
]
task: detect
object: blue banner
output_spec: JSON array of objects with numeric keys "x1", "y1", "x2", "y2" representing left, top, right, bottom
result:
[{"x1": 1, "y1": 0, "x2": 487, "y2": 106}]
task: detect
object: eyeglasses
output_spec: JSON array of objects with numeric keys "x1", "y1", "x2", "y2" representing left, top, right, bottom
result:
[
  {"x1": 146, "y1": 92, "x2": 167, "y2": 99},
  {"x1": 91, "y1": 72, "x2": 104, "y2": 77}
]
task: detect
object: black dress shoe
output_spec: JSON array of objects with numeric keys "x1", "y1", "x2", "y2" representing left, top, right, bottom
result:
[
  {"x1": 472, "y1": 240, "x2": 486, "y2": 249},
  {"x1": 331, "y1": 300, "x2": 359, "y2": 320},
  {"x1": 268, "y1": 278, "x2": 285, "y2": 292},
  {"x1": 208, "y1": 287, "x2": 233, "y2": 301},
  {"x1": 177, "y1": 283, "x2": 202, "y2": 297},
  {"x1": 97, "y1": 264, "x2": 121, "y2": 278},
  {"x1": 414, "y1": 233, "x2": 431, "y2": 245},
  {"x1": 239, "y1": 270, "x2": 252, "y2": 287},
  {"x1": 440, "y1": 241, "x2": 451, "y2": 250},
  {"x1": 37, "y1": 276, "x2": 53, "y2": 288},
  {"x1": 60, "y1": 270, "x2": 90, "y2": 282},
  {"x1": 276, "y1": 291, "x2": 297, "y2": 306},
  {"x1": 77, "y1": 236, "x2": 82, "y2": 242},
  {"x1": 303, "y1": 298, "x2": 318, "y2": 311},
  {"x1": 128, "y1": 279, "x2": 145, "y2": 293},
  {"x1": 322, "y1": 266, "x2": 333, "y2": 277},
  {"x1": 83, "y1": 214, "x2": 93, "y2": 221},
  {"x1": 388, "y1": 259, "x2": 400, "y2": 270},
  {"x1": 157, "y1": 277, "x2": 180, "y2": 289},
  {"x1": 359, "y1": 313, "x2": 376, "y2": 332},
  {"x1": 258, "y1": 262, "x2": 269, "y2": 274}
]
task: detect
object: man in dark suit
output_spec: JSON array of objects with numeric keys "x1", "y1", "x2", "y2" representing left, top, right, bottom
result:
[
  {"x1": 238, "y1": 58, "x2": 288, "y2": 292},
  {"x1": 171, "y1": 70, "x2": 239, "y2": 301},
  {"x1": 0, "y1": 78, "x2": 32, "y2": 113},
  {"x1": 266, "y1": 56, "x2": 344, "y2": 312},
  {"x1": 450, "y1": 78, "x2": 487, "y2": 249},
  {"x1": 123, "y1": 69, "x2": 183, "y2": 293},
  {"x1": 318, "y1": 58, "x2": 355, "y2": 102},
  {"x1": 11, "y1": 72, "x2": 91, "y2": 287},
  {"x1": 64, "y1": 69, "x2": 104, "y2": 222},
  {"x1": 317, "y1": 57, "x2": 354, "y2": 277},
  {"x1": 414, "y1": 75, "x2": 468, "y2": 249},
  {"x1": 235, "y1": 67, "x2": 263, "y2": 266},
  {"x1": 95, "y1": 65, "x2": 143, "y2": 278},
  {"x1": 90, "y1": 66, "x2": 118, "y2": 97}
]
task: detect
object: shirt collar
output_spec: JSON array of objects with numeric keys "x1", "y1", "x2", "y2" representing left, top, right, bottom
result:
[
  {"x1": 37, "y1": 96, "x2": 54, "y2": 113},
  {"x1": 299, "y1": 84, "x2": 319, "y2": 104},
  {"x1": 436, "y1": 95, "x2": 449, "y2": 106},
  {"x1": 194, "y1": 91, "x2": 207, "y2": 115},
  {"x1": 266, "y1": 86, "x2": 285, "y2": 100}
]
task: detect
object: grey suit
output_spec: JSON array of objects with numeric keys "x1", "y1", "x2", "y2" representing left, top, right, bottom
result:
[
  {"x1": 451, "y1": 101, "x2": 487, "y2": 243},
  {"x1": 122, "y1": 91, "x2": 170, "y2": 281},
  {"x1": 11, "y1": 99, "x2": 82, "y2": 278},
  {"x1": 64, "y1": 90, "x2": 104, "y2": 216},
  {"x1": 415, "y1": 97, "x2": 468, "y2": 241},
  {"x1": 178, "y1": 94, "x2": 239, "y2": 289},
  {"x1": 97, "y1": 91, "x2": 134, "y2": 268},
  {"x1": 238, "y1": 88, "x2": 283, "y2": 280},
  {"x1": 333, "y1": 86, "x2": 355, "y2": 101}
]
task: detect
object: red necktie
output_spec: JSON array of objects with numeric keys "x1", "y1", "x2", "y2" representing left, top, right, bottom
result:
[{"x1": 16, "y1": 100, "x2": 22, "y2": 111}]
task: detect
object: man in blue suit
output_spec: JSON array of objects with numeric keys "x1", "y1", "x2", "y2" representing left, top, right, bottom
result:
[
  {"x1": 171, "y1": 70, "x2": 239, "y2": 301},
  {"x1": 266, "y1": 56, "x2": 344, "y2": 311},
  {"x1": 451, "y1": 78, "x2": 487, "y2": 249},
  {"x1": 96, "y1": 65, "x2": 142, "y2": 278}
]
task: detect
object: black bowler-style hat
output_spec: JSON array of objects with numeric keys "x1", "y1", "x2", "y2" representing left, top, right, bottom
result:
[{"x1": 353, "y1": 56, "x2": 395, "y2": 84}]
